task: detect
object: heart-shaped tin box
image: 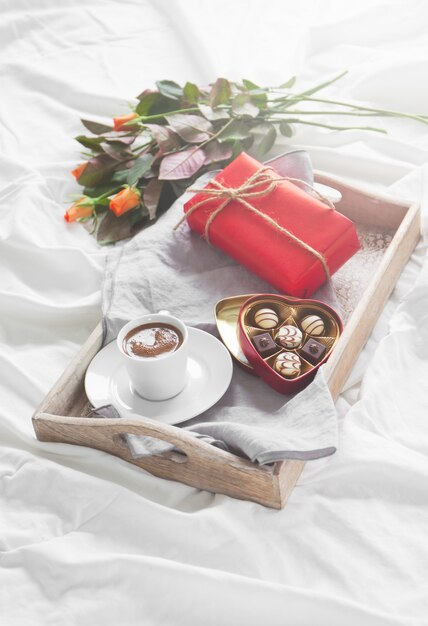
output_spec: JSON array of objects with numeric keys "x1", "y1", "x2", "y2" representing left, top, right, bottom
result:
[{"x1": 238, "y1": 294, "x2": 342, "y2": 394}]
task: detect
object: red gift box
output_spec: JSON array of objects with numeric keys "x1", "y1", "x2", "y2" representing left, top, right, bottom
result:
[{"x1": 182, "y1": 153, "x2": 360, "y2": 297}]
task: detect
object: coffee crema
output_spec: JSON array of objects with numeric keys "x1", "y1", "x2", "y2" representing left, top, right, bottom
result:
[{"x1": 123, "y1": 323, "x2": 183, "y2": 358}]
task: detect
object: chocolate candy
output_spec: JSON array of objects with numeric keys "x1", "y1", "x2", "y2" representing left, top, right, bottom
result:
[
  {"x1": 274, "y1": 352, "x2": 301, "y2": 378},
  {"x1": 300, "y1": 338, "x2": 326, "y2": 364},
  {"x1": 254, "y1": 307, "x2": 278, "y2": 329},
  {"x1": 301, "y1": 314, "x2": 325, "y2": 336},
  {"x1": 275, "y1": 324, "x2": 302, "y2": 349},
  {"x1": 252, "y1": 332, "x2": 278, "y2": 357}
]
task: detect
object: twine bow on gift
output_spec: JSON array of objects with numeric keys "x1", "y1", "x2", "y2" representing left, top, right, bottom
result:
[{"x1": 174, "y1": 166, "x2": 335, "y2": 281}]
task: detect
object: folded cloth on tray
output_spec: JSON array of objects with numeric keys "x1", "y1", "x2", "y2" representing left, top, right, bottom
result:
[{"x1": 101, "y1": 175, "x2": 340, "y2": 464}]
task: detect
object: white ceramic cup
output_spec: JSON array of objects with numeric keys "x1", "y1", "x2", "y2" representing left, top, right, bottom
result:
[{"x1": 117, "y1": 312, "x2": 189, "y2": 401}]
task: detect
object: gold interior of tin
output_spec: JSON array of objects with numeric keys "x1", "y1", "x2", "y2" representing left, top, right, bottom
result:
[{"x1": 215, "y1": 294, "x2": 254, "y2": 370}]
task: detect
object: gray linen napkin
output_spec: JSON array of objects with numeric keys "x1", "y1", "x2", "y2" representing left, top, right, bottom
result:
[{"x1": 100, "y1": 170, "x2": 340, "y2": 464}]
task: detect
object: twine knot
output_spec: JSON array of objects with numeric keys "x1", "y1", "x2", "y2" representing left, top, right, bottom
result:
[{"x1": 225, "y1": 188, "x2": 238, "y2": 200}]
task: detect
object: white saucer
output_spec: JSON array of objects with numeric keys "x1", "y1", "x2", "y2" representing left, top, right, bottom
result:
[{"x1": 85, "y1": 327, "x2": 233, "y2": 425}]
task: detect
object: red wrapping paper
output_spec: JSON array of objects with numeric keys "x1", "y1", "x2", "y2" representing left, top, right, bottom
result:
[{"x1": 183, "y1": 153, "x2": 360, "y2": 297}]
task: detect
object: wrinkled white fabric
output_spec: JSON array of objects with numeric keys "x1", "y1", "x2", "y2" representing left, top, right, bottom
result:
[{"x1": 1, "y1": 1, "x2": 428, "y2": 625}]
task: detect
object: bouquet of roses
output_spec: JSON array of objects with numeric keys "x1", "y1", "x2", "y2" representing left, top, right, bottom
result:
[{"x1": 66, "y1": 72, "x2": 428, "y2": 244}]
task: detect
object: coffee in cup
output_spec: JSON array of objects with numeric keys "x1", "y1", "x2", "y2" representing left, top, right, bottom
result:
[{"x1": 123, "y1": 323, "x2": 183, "y2": 358}]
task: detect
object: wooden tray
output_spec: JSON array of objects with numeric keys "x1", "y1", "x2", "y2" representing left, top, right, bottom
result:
[{"x1": 32, "y1": 172, "x2": 421, "y2": 509}]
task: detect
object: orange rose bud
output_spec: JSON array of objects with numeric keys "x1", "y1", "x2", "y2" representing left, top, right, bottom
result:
[
  {"x1": 109, "y1": 187, "x2": 141, "y2": 217},
  {"x1": 64, "y1": 198, "x2": 93, "y2": 223},
  {"x1": 113, "y1": 112, "x2": 138, "y2": 132},
  {"x1": 71, "y1": 162, "x2": 87, "y2": 181}
]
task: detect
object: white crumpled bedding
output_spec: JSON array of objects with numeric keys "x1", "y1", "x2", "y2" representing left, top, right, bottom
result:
[{"x1": 1, "y1": 1, "x2": 428, "y2": 624}]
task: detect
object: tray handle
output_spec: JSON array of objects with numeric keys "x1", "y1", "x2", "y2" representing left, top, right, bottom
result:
[
  {"x1": 34, "y1": 413, "x2": 208, "y2": 460},
  {"x1": 33, "y1": 412, "x2": 282, "y2": 506},
  {"x1": 33, "y1": 412, "x2": 275, "y2": 475}
]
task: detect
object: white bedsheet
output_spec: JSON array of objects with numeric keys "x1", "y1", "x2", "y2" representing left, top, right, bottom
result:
[{"x1": 1, "y1": 1, "x2": 428, "y2": 624}]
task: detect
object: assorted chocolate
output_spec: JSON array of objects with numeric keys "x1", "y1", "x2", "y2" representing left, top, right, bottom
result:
[
  {"x1": 274, "y1": 352, "x2": 301, "y2": 378},
  {"x1": 253, "y1": 307, "x2": 278, "y2": 329},
  {"x1": 300, "y1": 338, "x2": 326, "y2": 365},
  {"x1": 300, "y1": 314, "x2": 325, "y2": 336},
  {"x1": 252, "y1": 332, "x2": 278, "y2": 358},
  {"x1": 250, "y1": 304, "x2": 333, "y2": 379},
  {"x1": 275, "y1": 325, "x2": 302, "y2": 349}
]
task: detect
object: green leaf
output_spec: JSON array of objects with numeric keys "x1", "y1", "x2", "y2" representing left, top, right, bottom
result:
[
  {"x1": 280, "y1": 76, "x2": 296, "y2": 89},
  {"x1": 250, "y1": 123, "x2": 277, "y2": 158},
  {"x1": 106, "y1": 135, "x2": 136, "y2": 144},
  {"x1": 165, "y1": 114, "x2": 213, "y2": 143},
  {"x1": 136, "y1": 89, "x2": 180, "y2": 116},
  {"x1": 242, "y1": 79, "x2": 260, "y2": 91},
  {"x1": 136, "y1": 90, "x2": 160, "y2": 116},
  {"x1": 279, "y1": 121, "x2": 294, "y2": 137},
  {"x1": 242, "y1": 134, "x2": 255, "y2": 151},
  {"x1": 217, "y1": 119, "x2": 251, "y2": 143},
  {"x1": 145, "y1": 124, "x2": 180, "y2": 152},
  {"x1": 110, "y1": 169, "x2": 131, "y2": 184},
  {"x1": 183, "y1": 82, "x2": 199, "y2": 103},
  {"x1": 131, "y1": 132, "x2": 153, "y2": 152},
  {"x1": 158, "y1": 147, "x2": 205, "y2": 180},
  {"x1": 100, "y1": 141, "x2": 133, "y2": 162},
  {"x1": 81, "y1": 119, "x2": 113, "y2": 135},
  {"x1": 198, "y1": 104, "x2": 230, "y2": 121},
  {"x1": 241, "y1": 80, "x2": 268, "y2": 105},
  {"x1": 146, "y1": 95, "x2": 182, "y2": 116},
  {"x1": 78, "y1": 155, "x2": 117, "y2": 187},
  {"x1": 137, "y1": 88, "x2": 155, "y2": 102},
  {"x1": 231, "y1": 94, "x2": 259, "y2": 118},
  {"x1": 156, "y1": 80, "x2": 183, "y2": 101},
  {"x1": 209, "y1": 78, "x2": 231, "y2": 108},
  {"x1": 96, "y1": 208, "x2": 146, "y2": 245},
  {"x1": 143, "y1": 179, "x2": 164, "y2": 220},
  {"x1": 75, "y1": 135, "x2": 104, "y2": 151},
  {"x1": 202, "y1": 141, "x2": 233, "y2": 164},
  {"x1": 83, "y1": 183, "x2": 121, "y2": 198},
  {"x1": 231, "y1": 140, "x2": 244, "y2": 160},
  {"x1": 75, "y1": 135, "x2": 135, "y2": 160},
  {"x1": 126, "y1": 154, "x2": 154, "y2": 186}
]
